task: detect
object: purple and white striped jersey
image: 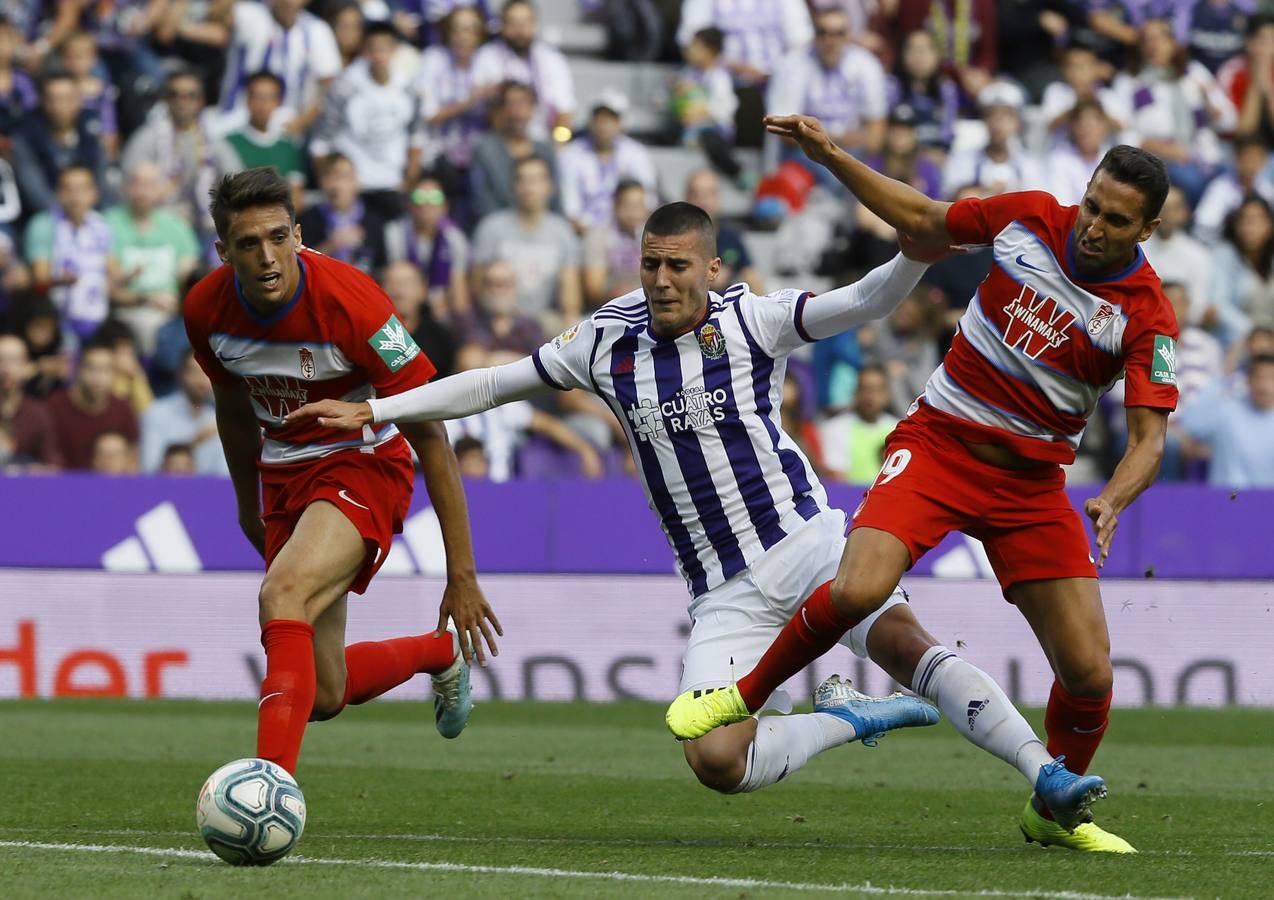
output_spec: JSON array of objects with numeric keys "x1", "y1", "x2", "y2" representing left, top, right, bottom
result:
[
  {"x1": 532, "y1": 285, "x2": 829, "y2": 596},
  {"x1": 676, "y1": 0, "x2": 814, "y2": 81}
]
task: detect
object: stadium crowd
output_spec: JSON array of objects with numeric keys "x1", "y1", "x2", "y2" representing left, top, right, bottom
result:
[{"x1": 0, "y1": 0, "x2": 1271, "y2": 487}]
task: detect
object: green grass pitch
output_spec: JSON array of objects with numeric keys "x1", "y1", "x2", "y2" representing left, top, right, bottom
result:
[{"x1": 1, "y1": 699, "x2": 1270, "y2": 899}]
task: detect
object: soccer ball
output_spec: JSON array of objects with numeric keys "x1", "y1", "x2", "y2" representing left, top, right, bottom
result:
[{"x1": 196, "y1": 758, "x2": 306, "y2": 866}]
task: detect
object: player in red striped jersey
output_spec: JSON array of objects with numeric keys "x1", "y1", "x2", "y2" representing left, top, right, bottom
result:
[
  {"x1": 185, "y1": 168, "x2": 502, "y2": 775},
  {"x1": 667, "y1": 116, "x2": 1179, "y2": 853}
]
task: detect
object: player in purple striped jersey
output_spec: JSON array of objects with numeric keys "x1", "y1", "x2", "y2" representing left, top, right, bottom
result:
[{"x1": 285, "y1": 204, "x2": 1088, "y2": 818}]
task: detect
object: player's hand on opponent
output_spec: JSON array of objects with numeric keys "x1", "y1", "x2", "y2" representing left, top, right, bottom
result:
[
  {"x1": 438, "y1": 576, "x2": 503, "y2": 666},
  {"x1": 1084, "y1": 497, "x2": 1118, "y2": 567},
  {"x1": 897, "y1": 231, "x2": 960, "y2": 264},
  {"x1": 284, "y1": 399, "x2": 373, "y2": 431},
  {"x1": 763, "y1": 114, "x2": 838, "y2": 166}
]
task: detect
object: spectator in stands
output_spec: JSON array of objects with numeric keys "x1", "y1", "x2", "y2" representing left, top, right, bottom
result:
[
  {"x1": 1211, "y1": 196, "x2": 1274, "y2": 346},
  {"x1": 209, "y1": 0, "x2": 342, "y2": 135},
  {"x1": 23, "y1": 166, "x2": 116, "y2": 343},
  {"x1": 415, "y1": 6, "x2": 492, "y2": 206},
  {"x1": 140, "y1": 348, "x2": 226, "y2": 474},
  {"x1": 296, "y1": 153, "x2": 389, "y2": 273},
  {"x1": 765, "y1": 4, "x2": 887, "y2": 175},
  {"x1": 677, "y1": 0, "x2": 813, "y2": 146},
  {"x1": 1046, "y1": 100, "x2": 1115, "y2": 206},
  {"x1": 472, "y1": 0, "x2": 576, "y2": 140},
  {"x1": 9, "y1": 69, "x2": 108, "y2": 215},
  {"x1": 816, "y1": 364, "x2": 897, "y2": 484},
  {"x1": 942, "y1": 80, "x2": 1041, "y2": 198},
  {"x1": 381, "y1": 260, "x2": 457, "y2": 378},
  {"x1": 1219, "y1": 14, "x2": 1274, "y2": 144},
  {"x1": 672, "y1": 27, "x2": 741, "y2": 182},
  {"x1": 884, "y1": 0, "x2": 997, "y2": 99},
  {"x1": 59, "y1": 30, "x2": 118, "y2": 162},
  {"x1": 1182, "y1": 0, "x2": 1252, "y2": 75},
  {"x1": 885, "y1": 29, "x2": 958, "y2": 158},
  {"x1": 1193, "y1": 136, "x2": 1274, "y2": 243},
  {"x1": 160, "y1": 442, "x2": 197, "y2": 474},
  {"x1": 780, "y1": 370, "x2": 824, "y2": 475},
  {"x1": 328, "y1": 1, "x2": 365, "y2": 69},
  {"x1": 1144, "y1": 185, "x2": 1215, "y2": 327},
  {"x1": 122, "y1": 69, "x2": 219, "y2": 234},
  {"x1": 383, "y1": 176, "x2": 471, "y2": 315},
  {"x1": 0, "y1": 333, "x2": 60, "y2": 468},
  {"x1": 1177, "y1": 354, "x2": 1274, "y2": 487},
  {"x1": 583, "y1": 179, "x2": 649, "y2": 307},
  {"x1": 473, "y1": 155, "x2": 581, "y2": 329},
  {"x1": 996, "y1": 0, "x2": 1068, "y2": 100},
  {"x1": 558, "y1": 91, "x2": 657, "y2": 232},
  {"x1": 105, "y1": 160, "x2": 201, "y2": 357},
  {"x1": 314, "y1": 20, "x2": 420, "y2": 217},
  {"x1": 1065, "y1": 0, "x2": 1145, "y2": 68},
  {"x1": 8, "y1": 291, "x2": 70, "y2": 397},
  {"x1": 860, "y1": 288, "x2": 939, "y2": 416},
  {"x1": 452, "y1": 259, "x2": 545, "y2": 370},
  {"x1": 1164, "y1": 281, "x2": 1224, "y2": 407},
  {"x1": 444, "y1": 395, "x2": 604, "y2": 481},
  {"x1": 0, "y1": 17, "x2": 36, "y2": 136},
  {"x1": 90, "y1": 430, "x2": 138, "y2": 475},
  {"x1": 215, "y1": 72, "x2": 306, "y2": 196},
  {"x1": 95, "y1": 318, "x2": 153, "y2": 415},
  {"x1": 1114, "y1": 17, "x2": 1236, "y2": 202},
  {"x1": 470, "y1": 80, "x2": 562, "y2": 221},
  {"x1": 418, "y1": 0, "x2": 500, "y2": 47},
  {"x1": 1040, "y1": 43, "x2": 1129, "y2": 140},
  {"x1": 683, "y1": 167, "x2": 763, "y2": 291},
  {"x1": 45, "y1": 334, "x2": 139, "y2": 471},
  {"x1": 451, "y1": 434, "x2": 489, "y2": 479}
]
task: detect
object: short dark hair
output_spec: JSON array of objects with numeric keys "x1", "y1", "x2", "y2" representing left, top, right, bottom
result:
[
  {"x1": 39, "y1": 67, "x2": 75, "y2": 92},
  {"x1": 513, "y1": 153, "x2": 551, "y2": 179},
  {"x1": 1249, "y1": 352, "x2": 1274, "y2": 371},
  {"x1": 643, "y1": 202, "x2": 717, "y2": 257},
  {"x1": 56, "y1": 164, "x2": 96, "y2": 187},
  {"x1": 692, "y1": 26, "x2": 724, "y2": 55},
  {"x1": 1095, "y1": 145, "x2": 1169, "y2": 221},
  {"x1": 503, "y1": 0, "x2": 535, "y2": 15},
  {"x1": 163, "y1": 442, "x2": 195, "y2": 461},
  {"x1": 209, "y1": 167, "x2": 295, "y2": 241},
  {"x1": 363, "y1": 19, "x2": 399, "y2": 42},
  {"x1": 1247, "y1": 13, "x2": 1274, "y2": 38},
  {"x1": 496, "y1": 78, "x2": 536, "y2": 106},
  {"x1": 245, "y1": 70, "x2": 285, "y2": 94},
  {"x1": 79, "y1": 333, "x2": 117, "y2": 357},
  {"x1": 614, "y1": 178, "x2": 645, "y2": 201}
]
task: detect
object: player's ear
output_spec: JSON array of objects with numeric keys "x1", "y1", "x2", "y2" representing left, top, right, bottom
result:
[
  {"x1": 292, "y1": 221, "x2": 303, "y2": 248},
  {"x1": 706, "y1": 255, "x2": 722, "y2": 283},
  {"x1": 214, "y1": 239, "x2": 228, "y2": 264},
  {"x1": 1138, "y1": 216, "x2": 1160, "y2": 242}
]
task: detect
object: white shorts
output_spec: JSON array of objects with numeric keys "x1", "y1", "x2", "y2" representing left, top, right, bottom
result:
[{"x1": 679, "y1": 508, "x2": 907, "y2": 712}]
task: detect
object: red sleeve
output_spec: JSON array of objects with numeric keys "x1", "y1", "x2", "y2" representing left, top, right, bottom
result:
[
  {"x1": 329, "y1": 262, "x2": 437, "y2": 395},
  {"x1": 182, "y1": 275, "x2": 236, "y2": 387},
  {"x1": 1121, "y1": 289, "x2": 1180, "y2": 411},
  {"x1": 945, "y1": 191, "x2": 1056, "y2": 246}
]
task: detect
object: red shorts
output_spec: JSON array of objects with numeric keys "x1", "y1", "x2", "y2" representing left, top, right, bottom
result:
[
  {"x1": 850, "y1": 412, "x2": 1097, "y2": 595},
  {"x1": 260, "y1": 437, "x2": 415, "y2": 595}
]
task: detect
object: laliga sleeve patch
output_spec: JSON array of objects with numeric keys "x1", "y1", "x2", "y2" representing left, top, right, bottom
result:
[
  {"x1": 552, "y1": 322, "x2": 582, "y2": 350},
  {"x1": 1150, "y1": 334, "x2": 1176, "y2": 386},
  {"x1": 369, "y1": 315, "x2": 421, "y2": 371}
]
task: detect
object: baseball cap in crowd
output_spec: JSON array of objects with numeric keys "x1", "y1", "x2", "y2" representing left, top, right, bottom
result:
[
  {"x1": 590, "y1": 88, "x2": 630, "y2": 119},
  {"x1": 889, "y1": 103, "x2": 918, "y2": 127},
  {"x1": 977, "y1": 79, "x2": 1026, "y2": 112}
]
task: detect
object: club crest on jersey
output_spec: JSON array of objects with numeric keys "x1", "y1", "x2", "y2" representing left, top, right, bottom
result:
[
  {"x1": 1001, "y1": 284, "x2": 1077, "y2": 359},
  {"x1": 1087, "y1": 303, "x2": 1117, "y2": 337},
  {"x1": 298, "y1": 347, "x2": 315, "y2": 379},
  {"x1": 697, "y1": 323, "x2": 726, "y2": 359},
  {"x1": 369, "y1": 315, "x2": 421, "y2": 372}
]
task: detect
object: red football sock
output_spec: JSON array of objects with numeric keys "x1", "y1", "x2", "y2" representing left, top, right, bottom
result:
[
  {"x1": 256, "y1": 619, "x2": 316, "y2": 775},
  {"x1": 737, "y1": 581, "x2": 859, "y2": 711},
  {"x1": 341, "y1": 633, "x2": 458, "y2": 707},
  {"x1": 1036, "y1": 679, "x2": 1111, "y2": 820}
]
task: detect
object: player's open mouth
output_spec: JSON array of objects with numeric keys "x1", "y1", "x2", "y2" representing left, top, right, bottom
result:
[
  {"x1": 1077, "y1": 240, "x2": 1101, "y2": 257},
  {"x1": 259, "y1": 273, "x2": 282, "y2": 289}
]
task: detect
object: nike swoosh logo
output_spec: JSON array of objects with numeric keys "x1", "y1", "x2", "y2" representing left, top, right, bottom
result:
[
  {"x1": 1072, "y1": 724, "x2": 1105, "y2": 734},
  {"x1": 338, "y1": 489, "x2": 370, "y2": 510},
  {"x1": 217, "y1": 353, "x2": 248, "y2": 363},
  {"x1": 1015, "y1": 254, "x2": 1047, "y2": 273},
  {"x1": 259, "y1": 691, "x2": 283, "y2": 708}
]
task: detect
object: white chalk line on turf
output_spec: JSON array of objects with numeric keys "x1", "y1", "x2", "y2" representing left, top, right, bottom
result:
[
  {"x1": 0, "y1": 840, "x2": 1188, "y2": 900},
  {"x1": 3, "y1": 827, "x2": 1270, "y2": 859}
]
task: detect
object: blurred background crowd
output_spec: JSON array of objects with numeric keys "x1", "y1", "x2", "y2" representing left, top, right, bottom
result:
[{"x1": 0, "y1": 0, "x2": 1271, "y2": 487}]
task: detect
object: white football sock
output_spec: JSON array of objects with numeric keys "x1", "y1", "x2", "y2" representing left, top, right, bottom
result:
[
  {"x1": 912, "y1": 645, "x2": 1054, "y2": 785},
  {"x1": 729, "y1": 712, "x2": 857, "y2": 794}
]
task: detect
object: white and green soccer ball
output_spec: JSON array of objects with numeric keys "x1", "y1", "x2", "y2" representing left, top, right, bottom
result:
[{"x1": 196, "y1": 758, "x2": 306, "y2": 866}]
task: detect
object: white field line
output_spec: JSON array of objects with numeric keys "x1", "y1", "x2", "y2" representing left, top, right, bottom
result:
[
  {"x1": 1, "y1": 827, "x2": 1270, "y2": 858},
  {"x1": 0, "y1": 839, "x2": 1189, "y2": 900}
]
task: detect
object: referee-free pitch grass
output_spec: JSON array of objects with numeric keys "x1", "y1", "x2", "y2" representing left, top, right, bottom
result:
[{"x1": 1, "y1": 700, "x2": 1270, "y2": 899}]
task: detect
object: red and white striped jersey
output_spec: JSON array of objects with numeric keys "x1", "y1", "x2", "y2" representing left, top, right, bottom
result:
[
  {"x1": 918, "y1": 191, "x2": 1179, "y2": 464},
  {"x1": 184, "y1": 248, "x2": 436, "y2": 466}
]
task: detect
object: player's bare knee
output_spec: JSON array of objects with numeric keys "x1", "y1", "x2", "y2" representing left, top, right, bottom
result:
[
  {"x1": 683, "y1": 738, "x2": 746, "y2": 793},
  {"x1": 1058, "y1": 658, "x2": 1113, "y2": 698},
  {"x1": 258, "y1": 571, "x2": 314, "y2": 624},
  {"x1": 829, "y1": 574, "x2": 894, "y2": 621}
]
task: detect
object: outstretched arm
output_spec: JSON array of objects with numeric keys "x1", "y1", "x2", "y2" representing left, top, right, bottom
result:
[
  {"x1": 1084, "y1": 406, "x2": 1168, "y2": 567},
  {"x1": 800, "y1": 236, "x2": 954, "y2": 341},
  {"x1": 765, "y1": 115, "x2": 952, "y2": 243},
  {"x1": 283, "y1": 356, "x2": 550, "y2": 430}
]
